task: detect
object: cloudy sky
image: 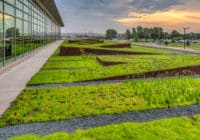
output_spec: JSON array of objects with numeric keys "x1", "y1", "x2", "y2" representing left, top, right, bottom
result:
[{"x1": 55, "y1": 0, "x2": 200, "y2": 33}]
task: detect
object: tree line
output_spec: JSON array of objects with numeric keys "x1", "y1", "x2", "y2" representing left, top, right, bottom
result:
[{"x1": 106, "y1": 27, "x2": 200, "y2": 42}]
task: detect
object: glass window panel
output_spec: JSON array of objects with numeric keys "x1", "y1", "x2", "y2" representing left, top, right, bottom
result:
[
  {"x1": 23, "y1": 0, "x2": 29, "y2": 7},
  {"x1": 7, "y1": 0, "x2": 15, "y2": 5},
  {"x1": 24, "y1": 21, "x2": 31, "y2": 52},
  {"x1": 4, "y1": 3, "x2": 15, "y2": 16},
  {"x1": 0, "y1": 12, "x2": 3, "y2": 66},
  {"x1": 0, "y1": 1, "x2": 2, "y2": 12},
  {"x1": 23, "y1": 5, "x2": 29, "y2": 13},
  {"x1": 16, "y1": 0, "x2": 23, "y2": 9},
  {"x1": 16, "y1": 18, "x2": 24, "y2": 56},
  {"x1": 4, "y1": 14, "x2": 15, "y2": 61},
  {"x1": 16, "y1": 9, "x2": 23, "y2": 18},
  {"x1": 24, "y1": 13, "x2": 29, "y2": 21}
]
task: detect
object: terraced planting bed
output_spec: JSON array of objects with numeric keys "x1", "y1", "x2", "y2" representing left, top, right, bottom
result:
[
  {"x1": 60, "y1": 40, "x2": 176, "y2": 55},
  {"x1": 27, "y1": 54, "x2": 200, "y2": 85},
  {"x1": 1, "y1": 39, "x2": 200, "y2": 139}
]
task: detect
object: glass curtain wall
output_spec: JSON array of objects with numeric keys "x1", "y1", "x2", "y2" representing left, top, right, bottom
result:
[
  {"x1": 0, "y1": 0, "x2": 3, "y2": 66},
  {"x1": 0, "y1": 0, "x2": 61, "y2": 67}
]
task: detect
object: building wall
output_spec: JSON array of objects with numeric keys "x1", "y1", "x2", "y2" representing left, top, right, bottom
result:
[{"x1": 0, "y1": 0, "x2": 61, "y2": 67}]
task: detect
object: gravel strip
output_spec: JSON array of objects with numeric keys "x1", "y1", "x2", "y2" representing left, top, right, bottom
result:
[
  {"x1": 1, "y1": 104, "x2": 200, "y2": 139},
  {"x1": 27, "y1": 80, "x2": 124, "y2": 89}
]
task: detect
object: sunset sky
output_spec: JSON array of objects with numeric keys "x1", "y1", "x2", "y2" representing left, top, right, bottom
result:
[{"x1": 55, "y1": 0, "x2": 200, "y2": 33}]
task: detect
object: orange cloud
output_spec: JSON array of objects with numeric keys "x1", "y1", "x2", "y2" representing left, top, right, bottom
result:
[{"x1": 114, "y1": 9, "x2": 200, "y2": 32}]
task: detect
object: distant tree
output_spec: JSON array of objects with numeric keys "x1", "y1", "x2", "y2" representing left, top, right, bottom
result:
[
  {"x1": 164, "y1": 40, "x2": 168, "y2": 46},
  {"x1": 143, "y1": 27, "x2": 150, "y2": 41},
  {"x1": 132, "y1": 27, "x2": 137, "y2": 37},
  {"x1": 170, "y1": 30, "x2": 181, "y2": 39},
  {"x1": 137, "y1": 26, "x2": 144, "y2": 39},
  {"x1": 6, "y1": 27, "x2": 20, "y2": 38},
  {"x1": 150, "y1": 27, "x2": 163, "y2": 40},
  {"x1": 125, "y1": 29, "x2": 132, "y2": 40},
  {"x1": 186, "y1": 40, "x2": 190, "y2": 46},
  {"x1": 106, "y1": 29, "x2": 117, "y2": 39},
  {"x1": 134, "y1": 32, "x2": 139, "y2": 42},
  {"x1": 132, "y1": 28, "x2": 139, "y2": 42},
  {"x1": 171, "y1": 39, "x2": 175, "y2": 43},
  {"x1": 163, "y1": 32, "x2": 169, "y2": 40}
]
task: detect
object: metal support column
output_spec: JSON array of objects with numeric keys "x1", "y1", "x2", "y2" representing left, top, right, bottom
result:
[{"x1": 2, "y1": 0, "x2": 5, "y2": 66}]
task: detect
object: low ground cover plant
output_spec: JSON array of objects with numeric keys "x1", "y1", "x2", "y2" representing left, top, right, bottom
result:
[
  {"x1": 42, "y1": 60, "x2": 101, "y2": 70},
  {"x1": 47, "y1": 55, "x2": 95, "y2": 62},
  {"x1": 97, "y1": 54, "x2": 196, "y2": 63},
  {"x1": 28, "y1": 54, "x2": 200, "y2": 85},
  {"x1": 9, "y1": 115, "x2": 200, "y2": 140},
  {"x1": 1, "y1": 77, "x2": 200, "y2": 126}
]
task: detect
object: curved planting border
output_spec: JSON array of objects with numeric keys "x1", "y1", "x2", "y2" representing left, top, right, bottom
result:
[
  {"x1": 59, "y1": 47, "x2": 160, "y2": 56},
  {"x1": 81, "y1": 65, "x2": 200, "y2": 82},
  {"x1": 1, "y1": 104, "x2": 200, "y2": 139},
  {"x1": 100, "y1": 43, "x2": 131, "y2": 48}
]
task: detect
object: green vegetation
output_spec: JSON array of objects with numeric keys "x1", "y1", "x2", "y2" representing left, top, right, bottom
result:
[
  {"x1": 1, "y1": 39, "x2": 200, "y2": 140},
  {"x1": 1, "y1": 77, "x2": 200, "y2": 126},
  {"x1": 28, "y1": 54, "x2": 200, "y2": 85},
  {"x1": 106, "y1": 29, "x2": 117, "y2": 39},
  {"x1": 42, "y1": 60, "x2": 100, "y2": 70},
  {"x1": 8, "y1": 115, "x2": 200, "y2": 140}
]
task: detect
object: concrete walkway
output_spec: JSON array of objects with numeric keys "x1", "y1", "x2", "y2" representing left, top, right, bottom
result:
[
  {"x1": 133, "y1": 43, "x2": 200, "y2": 55},
  {"x1": 0, "y1": 40, "x2": 63, "y2": 116}
]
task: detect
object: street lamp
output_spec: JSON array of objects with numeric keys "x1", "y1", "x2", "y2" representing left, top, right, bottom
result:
[{"x1": 183, "y1": 27, "x2": 190, "y2": 49}]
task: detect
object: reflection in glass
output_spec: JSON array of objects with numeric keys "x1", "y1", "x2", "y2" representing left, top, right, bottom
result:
[
  {"x1": 24, "y1": 21, "x2": 31, "y2": 52},
  {"x1": 0, "y1": 0, "x2": 61, "y2": 67},
  {"x1": 4, "y1": 14, "x2": 14, "y2": 61},
  {"x1": 4, "y1": 3, "x2": 15, "y2": 16},
  {"x1": 16, "y1": 18, "x2": 23, "y2": 56},
  {"x1": 0, "y1": 12, "x2": 3, "y2": 66}
]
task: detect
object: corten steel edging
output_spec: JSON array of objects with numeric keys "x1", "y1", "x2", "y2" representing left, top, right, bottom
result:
[
  {"x1": 59, "y1": 47, "x2": 160, "y2": 56},
  {"x1": 79, "y1": 65, "x2": 200, "y2": 82},
  {"x1": 100, "y1": 43, "x2": 131, "y2": 48}
]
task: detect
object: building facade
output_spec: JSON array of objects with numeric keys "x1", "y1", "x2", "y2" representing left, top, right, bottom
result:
[{"x1": 0, "y1": 0, "x2": 64, "y2": 67}]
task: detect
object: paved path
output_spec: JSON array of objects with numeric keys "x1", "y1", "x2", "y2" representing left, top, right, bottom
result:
[
  {"x1": 0, "y1": 40, "x2": 63, "y2": 116},
  {"x1": 133, "y1": 43, "x2": 200, "y2": 55},
  {"x1": 1, "y1": 104, "x2": 200, "y2": 139}
]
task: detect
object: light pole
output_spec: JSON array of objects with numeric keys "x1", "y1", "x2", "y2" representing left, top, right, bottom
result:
[{"x1": 183, "y1": 27, "x2": 190, "y2": 49}]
